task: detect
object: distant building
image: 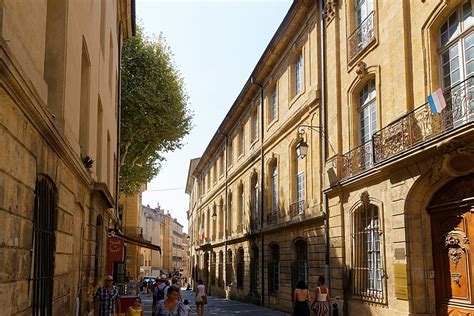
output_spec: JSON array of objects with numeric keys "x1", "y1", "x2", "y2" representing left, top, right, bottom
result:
[
  {"x1": 140, "y1": 204, "x2": 165, "y2": 276},
  {"x1": 162, "y1": 212, "x2": 185, "y2": 276}
]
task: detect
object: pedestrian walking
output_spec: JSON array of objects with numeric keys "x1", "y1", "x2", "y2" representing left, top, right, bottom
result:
[
  {"x1": 194, "y1": 279, "x2": 207, "y2": 316},
  {"x1": 94, "y1": 275, "x2": 121, "y2": 316},
  {"x1": 182, "y1": 299, "x2": 191, "y2": 316},
  {"x1": 171, "y1": 277, "x2": 183, "y2": 301},
  {"x1": 311, "y1": 276, "x2": 339, "y2": 316},
  {"x1": 127, "y1": 297, "x2": 144, "y2": 316},
  {"x1": 293, "y1": 280, "x2": 311, "y2": 316},
  {"x1": 153, "y1": 279, "x2": 167, "y2": 314},
  {"x1": 155, "y1": 286, "x2": 186, "y2": 315}
]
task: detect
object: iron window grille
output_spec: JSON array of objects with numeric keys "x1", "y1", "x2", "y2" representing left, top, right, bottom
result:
[
  {"x1": 32, "y1": 176, "x2": 57, "y2": 316},
  {"x1": 268, "y1": 244, "x2": 280, "y2": 294},
  {"x1": 236, "y1": 249, "x2": 244, "y2": 289}
]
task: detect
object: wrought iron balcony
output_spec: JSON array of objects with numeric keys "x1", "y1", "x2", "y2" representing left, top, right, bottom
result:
[
  {"x1": 290, "y1": 200, "x2": 305, "y2": 217},
  {"x1": 348, "y1": 11, "x2": 375, "y2": 60},
  {"x1": 266, "y1": 212, "x2": 278, "y2": 224},
  {"x1": 341, "y1": 76, "x2": 474, "y2": 180}
]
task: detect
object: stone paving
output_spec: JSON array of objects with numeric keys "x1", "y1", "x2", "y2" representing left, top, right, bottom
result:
[{"x1": 140, "y1": 288, "x2": 291, "y2": 315}]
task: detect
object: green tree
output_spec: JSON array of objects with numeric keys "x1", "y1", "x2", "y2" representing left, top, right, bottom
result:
[{"x1": 120, "y1": 27, "x2": 192, "y2": 194}]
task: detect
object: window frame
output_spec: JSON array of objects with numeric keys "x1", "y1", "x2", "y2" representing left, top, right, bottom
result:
[{"x1": 351, "y1": 202, "x2": 386, "y2": 304}]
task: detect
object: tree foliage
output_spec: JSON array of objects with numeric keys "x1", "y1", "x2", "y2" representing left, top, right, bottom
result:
[{"x1": 120, "y1": 27, "x2": 192, "y2": 194}]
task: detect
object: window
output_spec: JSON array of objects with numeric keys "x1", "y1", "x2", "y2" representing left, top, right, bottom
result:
[
  {"x1": 439, "y1": 1, "x2": 473, "y2": 88},
  {"x1": 269, "y1": 84, "x2": 278, "y2": 123},
  {"x1": 296, "y1": 172, "x2": 305, "y2": 205},
  {"x1": 251, "y1": 109, "x2": 258, "y2": 142},
  {"x1": 352, "y1": 203, "x2": 384, "y2": 302},
  {"x1": 237, "y1": 248, "x2": 244, "y2": 289},
  {"x1": 268, "y1": 244, "x2": 280, "y2": 294},
  {"x1": 226, "y1": 250, "x2": 233, "y2": 285},
  {"x1": 294, "y1": 52, "x2": 304, "y2": 96},
  {"x1": 439, "y1": 1, "x2": 474, "y2": 126},
  {"x1": 219, "y1": 152, "x2": 224, "y2": 177},
  {"x1": 227, "y1": 191, "x2": 233, "y2": 234},
  {"x1": 238, "y1": 126, "x2": 245, "y2": 156},
  {"x1": 32, "y1": 176, "x2": 57, "y2": 315},
  {"x1": 349, "y1": 0, "x2": 375, "y2": 60},
  {"x1": 250, "y1": 246, "x2": 259, "y2": 295},
  {"x1": 211, "y1": 252, "x2": 216, "y2": 285},
  {"x1": 218, "y1": 251, "x2": 224, "y2": 287},
  {"x1": 251, "y1": 173, "x2": 259, "y2": 229},
  {"x1": 238, "y1": 184, "x2": 244, "y2": 229},
  {"x1": 271, "y1": 161, "x2": 278, "y2": 217},
  {"x1": 358, "y1": 79, "x2": 377, "y2": 144},
  {"x1": 227, "y1": 137, "x2": 234, "y2": 166},
  {"x1": 355, "y1": 0, "x2": 374, "y2": 27},
  {"x1": 80, "y1": 42, "x2": 91, "y2": 156},
  {"x1": 292, "y1": 240, "x2": 308, "y2": 290}
]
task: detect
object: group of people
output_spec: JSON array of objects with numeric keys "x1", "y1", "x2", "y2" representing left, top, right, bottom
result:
[
  {"x1": 293, "y1": 276, "x2": 339, "y2": 316},
  {"x1": 150, "y1": 277, "x2": 207, "y2": 316}
]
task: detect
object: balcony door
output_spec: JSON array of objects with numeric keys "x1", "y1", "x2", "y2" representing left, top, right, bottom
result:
[{"x1": 439, "y1": 1, "x2": 474, "y2": 126}]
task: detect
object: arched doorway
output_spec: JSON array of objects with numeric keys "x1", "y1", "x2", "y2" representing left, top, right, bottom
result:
[{"x1": 429, "y1": 174, "x2": 474, "y2": 315}]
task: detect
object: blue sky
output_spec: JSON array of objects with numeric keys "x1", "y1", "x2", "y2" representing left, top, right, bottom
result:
[{"x1": 138, "y1": 0, "x2": 292, "y2": 232}]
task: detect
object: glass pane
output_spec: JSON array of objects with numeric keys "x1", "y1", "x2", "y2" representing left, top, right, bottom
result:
[
  {"x1": 466, "y1": 60, "x2": 474, "y2": 75},
  {"x1": 463, "y1": 2, "x2": 473, "y2": 29},
  {"x1": 451, "y1": 69, "x2": 461, "y2": 83},
  {"x1": 464, "y1": 32, "x2": 474, "y2": 48},
  {"x1": 451, "y1": 56, "x2": 460, "y2": 70},
  {"x1": 450, "y1": 44, "x2": 459, "y2": 58}
]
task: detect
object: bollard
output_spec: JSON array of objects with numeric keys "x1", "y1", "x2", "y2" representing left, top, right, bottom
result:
[{"x1": 332, "y1": 302, "x2": 339, "y2": 316}]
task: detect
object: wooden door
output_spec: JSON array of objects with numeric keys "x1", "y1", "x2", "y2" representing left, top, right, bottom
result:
[{"x1": 431, "y1": 205, "x2": 474, "y2": 315}]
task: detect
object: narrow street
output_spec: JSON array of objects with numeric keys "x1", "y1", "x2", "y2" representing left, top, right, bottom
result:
[{"x1": 140, "y1": 289, "x2": 291, "y2": 315}]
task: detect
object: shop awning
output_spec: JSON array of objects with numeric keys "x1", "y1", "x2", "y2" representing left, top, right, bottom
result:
[{"x1": 109, "y1": 229, "x2": 161, "y2": 254}]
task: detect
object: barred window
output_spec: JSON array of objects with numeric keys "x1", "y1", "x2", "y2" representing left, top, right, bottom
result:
[
  {"x1": 218, "y1": 251, "x2": 224, "y2": 287},
  {"x1": 32, "y1": 176, "x2": 57, "y2": 315},
  {"x1": 292, "y1": 239, "x2": 308, "y2": 290},
  {"x1": 268, "y1": 244, "x2": 280, "y2": 294},
  {"x1": 210, "y1": 252, "x2": 216, "y2": 285},
  {"x1": 226, "y1": 250, "x2": 233, "y2": 286},
  {"x1": 296, "y1": 172, "x2": 305, "y2": 205},
  {"x1": 352, "y1": 203, "x2": 384, "y2": 303},
  {"x1": 238, "y1": 184, "x2": 244, "y2": 226},
  {"x1": 237, "y1": 248, "x2": 244, "y2": 289},
  {"x1": 251, "y1": 109, "x2": 259, "y2": 142},
  {"x1": 250, "y1": 246, "x2": 259, "y2": 294}
]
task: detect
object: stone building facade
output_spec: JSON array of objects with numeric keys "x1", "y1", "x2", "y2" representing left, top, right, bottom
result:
[
  {"x1": 162, "y1": 213, "x2": 185, "y2": 276},
  {"x1": 187, "y1": 0, "x2": 474, "y2": 315},
  {"x1": 186, "y1": 1, "x2": 324, "y2": 313},
  {"x1": 0, "y1": 0, "x2": 134, "y2": 315},
  {"x1": 140, "y1": 204, "x2": 164, "y2": 276}
]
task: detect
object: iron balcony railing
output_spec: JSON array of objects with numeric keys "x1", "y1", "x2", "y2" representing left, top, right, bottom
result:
[
  {"x1": 341, "y1": 76, "x2": 474, "y2": 180},
  {"x1": 348, "y1": 11, "x2": 375, "y2": 60},
  {"x1": 290, "y1": 200, "x2": 305, "y2": 217}
]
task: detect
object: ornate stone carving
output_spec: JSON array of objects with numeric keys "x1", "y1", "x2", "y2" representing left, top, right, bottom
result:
[
  {"x1": 323, "y1": 1, "x2": 337, "y2": 23},
  {"x1": 443, "y1": 230, "x2": 469, "y2": 267},
  {"x1": 355, "y1": 61, "x2": 367, "y2": 79}
]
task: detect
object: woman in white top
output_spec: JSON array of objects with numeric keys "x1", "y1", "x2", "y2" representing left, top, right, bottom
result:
[
  {"x1": 195, "y1": 279, "x2": 206, "y2": 316},
  {"x1": 311, "y1": 276, "x2": 330, "y2": 316}
]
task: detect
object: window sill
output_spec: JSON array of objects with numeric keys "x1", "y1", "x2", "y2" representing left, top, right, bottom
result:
[
  {"x1": 289, "y1": 89, "x2": 305, "y2": 108},
  {"x1": 267, "y1": 117, "x2": 279, "y2": 131}
]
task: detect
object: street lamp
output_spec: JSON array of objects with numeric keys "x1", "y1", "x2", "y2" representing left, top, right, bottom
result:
[
  {"x1": 211, "y1": 210, "x2": 217, "y2": 221},
  {"x1": 296, "y1": 138, "x2": 309, "y2": 159}
]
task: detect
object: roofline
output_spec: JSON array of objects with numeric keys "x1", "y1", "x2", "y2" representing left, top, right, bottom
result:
[{"x1": 193, "y1": 0, "x2": 312, "y2": 176}]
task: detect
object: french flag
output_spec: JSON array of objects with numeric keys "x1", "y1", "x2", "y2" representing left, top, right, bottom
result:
[{"x1": 427, "y1": 88, "x2": 447, "y2": 114}]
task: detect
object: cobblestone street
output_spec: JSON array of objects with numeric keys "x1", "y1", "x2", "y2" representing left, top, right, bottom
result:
[{"x1": 140, "y1": 289, "x2": 290, "y2": 315}]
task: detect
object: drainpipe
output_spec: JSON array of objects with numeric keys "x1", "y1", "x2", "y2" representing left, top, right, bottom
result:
[
  {"x1": 319, "y1": 0, "x2": 331, "y2": 296},
  {"x1": 251, "y1": 77, "x2": 265, "y2": 306}
]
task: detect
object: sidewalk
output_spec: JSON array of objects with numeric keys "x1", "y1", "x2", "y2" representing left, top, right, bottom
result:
[{"x1": 141, "y1": 288, "x2": 291, "y2": 315}]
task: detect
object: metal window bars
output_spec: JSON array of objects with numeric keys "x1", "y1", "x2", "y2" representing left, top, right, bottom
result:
[{"x1": 348, "y1": 11, "x2": 375, "y2": 60}]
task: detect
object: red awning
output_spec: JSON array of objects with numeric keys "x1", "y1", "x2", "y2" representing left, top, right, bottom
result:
[{"x1": 109, "y1": 229, "x2": 161, "y2": 254}]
